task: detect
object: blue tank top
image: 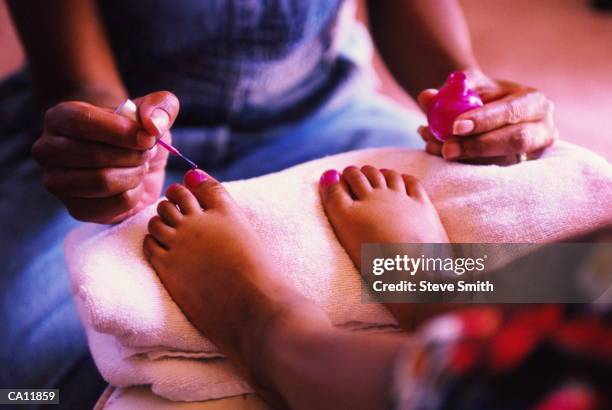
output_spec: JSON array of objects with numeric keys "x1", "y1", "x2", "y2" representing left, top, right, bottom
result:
[{"x1": 98, "y1": 0, "x2": 351, "y2": 129}]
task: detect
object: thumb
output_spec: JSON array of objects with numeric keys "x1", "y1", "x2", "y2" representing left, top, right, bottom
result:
[{"x1": 134, "y1": 91, "x2": 180, "y2": 137}]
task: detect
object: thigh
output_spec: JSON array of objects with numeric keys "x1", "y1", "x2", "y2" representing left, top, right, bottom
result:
[
  {"x1": 0, "y1": 149, "x2": 104, "y2": 402},
  {"x1": 217, "y1": 91, "x2": 425, "y2": 181}
]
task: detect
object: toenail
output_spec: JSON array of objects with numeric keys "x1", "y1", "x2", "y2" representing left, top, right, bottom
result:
[
  {"x1": 319, "y1": 169, "x2": 340, "y2": 187},
  {"x1": 380, "y1": 168, "x2": 389, "y2": 172},
  {"x1": 343, "y1": 165, "x2": 358, "y2": 172},
  {"x1": 185, "y1": 169, "x2": 208, "y2": 187}
]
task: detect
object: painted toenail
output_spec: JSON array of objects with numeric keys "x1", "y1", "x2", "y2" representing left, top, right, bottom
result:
[
  {"x1": 380, "y1": 168, "x2": 389, "y2": 172},
  {"x1": 343, "y1": 165, "x2": 358, "y2": 172},
  {"x1": 185, "y1": 169, "x2": 207, "y2": 187},
  {"x1": 319, "y1": 169, "x2": 340, "y2": 187}
]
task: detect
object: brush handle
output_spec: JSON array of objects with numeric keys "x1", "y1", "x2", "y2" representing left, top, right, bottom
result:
[
  {"x1": 114, "y1": 99, "x2": 198, "y2": 168},
  {"x1": 156, "y1": 138, "x2": 181, "y2": 156}
]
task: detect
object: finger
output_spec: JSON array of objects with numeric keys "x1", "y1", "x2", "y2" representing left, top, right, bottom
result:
[
  {"x1": 453, "y1": 90, "x2": 553, "y2": 135},
  {"x1": 418, "y1": 125, "x2": 440, "y2": 143},
  {"x1": 107, "y1": 200, "x2": 150, "y2": 225},
  {"x1": 42, "y1": 165, "x2": 147, "y2": 198},
  {"x1": 64, "y1": 183, "x2": 145, "y2": 223},
  {"x1": 32, "y1": 135, "x2": 156, "y2": 168},
  {"x1": 44, "y1": 101, "x2": 152, "y2": 149},
  {"x1": 417, "y1": 89, "x2": 438, "y2": 112},
  {"x1": 425, "y1": 140, "x2": 443, "y2": 156},
  {"x1": 134, "y1": 91, "x2": 180, "y2": 137},
  {"x1": 417, "y1": 126, "x2": 443, "y2": 155},
  {"x1": 417, "y1": 125, "x2": 430, "y2": 142},
  {"x1": 477, "y1": 85, "x2": 509, "y2": 103},
  {"x1": 146, "y1": 131, "x2": 170, "y2": 171},
  {"x1": 441, "y1": 121, "x2": 556, "y2": 160}
]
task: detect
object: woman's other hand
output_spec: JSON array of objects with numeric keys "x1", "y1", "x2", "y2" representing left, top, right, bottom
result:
[
  {"x1": 417, "y1": 70, "x2": 558, "y2": 163},
  {"x1": 33, "y1": 91, "x2": 180, "y2": 224}
]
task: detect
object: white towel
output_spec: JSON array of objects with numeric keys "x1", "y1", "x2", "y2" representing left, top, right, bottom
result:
[{"x1": 65, "y1": 142, "x2": 612, "y2": 402}]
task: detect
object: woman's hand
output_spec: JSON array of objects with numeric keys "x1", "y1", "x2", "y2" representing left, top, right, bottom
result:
[
  {"x1": 32, "y1": 91, "x2": 180, "y2": 224},
  {"x1": 417, "y1": 70, "x2": 558, "y2": 163}
]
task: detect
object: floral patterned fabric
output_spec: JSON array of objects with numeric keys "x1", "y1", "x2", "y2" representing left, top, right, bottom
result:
[{"x1": 392, "y1": 304, "x2": 611, "y2": 410}]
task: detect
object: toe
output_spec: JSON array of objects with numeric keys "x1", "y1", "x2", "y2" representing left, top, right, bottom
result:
[
  {"x1": 147, "y1": 216, "x2": 175, "y2": 248},
  {"x1": 157, "y1": 200, "x2": 182, "y2": 226},
  {"x1": 143, "y1": 234, "x2": 167, "y2": 264},
  {"x1": 342, "y1": 165, "x2": 372, "y2": 199},
  {"x1": 402, "y1": 174, "x2": 428, "y2": 199},
  {"x1": 361, "y1": 165, "x2": 386, "y2": 188},
  {"x1": 166, "y1": 184, "x2": 201, "y2": 214},
  {"x1": 319, "y1": 169, "x2": 352, "y2": 209},
  {"x1": 381, "y1": 169, "x2": 404, "y2": 191},
  {"x1": 184, "y1": 169, "x2": 233, "y2": 210}
]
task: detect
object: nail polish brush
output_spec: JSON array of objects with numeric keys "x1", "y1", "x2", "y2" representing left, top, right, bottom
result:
[{"x1": 114, "y1": 99, "x2": 199, "y2": 169}]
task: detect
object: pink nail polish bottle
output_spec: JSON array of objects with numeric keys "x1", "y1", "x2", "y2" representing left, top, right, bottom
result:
[{"x1": 427, "y1": 71, "x2": 483, "y2": 141}]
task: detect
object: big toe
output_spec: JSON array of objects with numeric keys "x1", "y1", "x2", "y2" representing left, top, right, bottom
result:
[
  {"x1": 319, "y1": 169, "x2": 352, "y2": 211},
  {"x1": 184, "y1": 169, "x2": 233, "y2": 210}
]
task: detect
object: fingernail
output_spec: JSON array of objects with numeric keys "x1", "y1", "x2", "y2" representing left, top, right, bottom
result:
[
  {"x1": 319, "y1": 169, "x2": 340, "y2": 187},
  {"x1": 151, "y1": 109, "x2": 169, "y2": 135},
  {"x1": 418, "y1": 126, "x2": 431, "y2": 142},
  {"x1": 442, "y1": 142, "x2": 461, "y2": 160},
  {"x1": 185, "y1": 169, "x2": 207, "y2": 187},
  {"x1": 453, "y1": 120, "x2": 475, "y2": 135}
]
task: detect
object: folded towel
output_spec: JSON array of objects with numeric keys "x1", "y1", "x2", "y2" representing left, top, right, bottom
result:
[
  {"x1": 87, "y1": 329, "x2": 252, "y2": 402},
  {"x1": 65, "y1": 142, "x2": 612, "y2": 402}
]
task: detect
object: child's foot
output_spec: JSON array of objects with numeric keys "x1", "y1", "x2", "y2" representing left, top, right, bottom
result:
[
  {"x1": 319, "y1": 166, "x2": 452, "y2": 330},
  {"x1": 144, "y1": 169, "x2": 329, "y2": 375},
  {"x1": 319, "y1": 165, "x2": 449, "y2": 271}
]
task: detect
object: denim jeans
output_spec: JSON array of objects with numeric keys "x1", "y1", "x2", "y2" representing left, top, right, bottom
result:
[{"x1": 0, "y1": 72, "x2": 422, "y2": 407}]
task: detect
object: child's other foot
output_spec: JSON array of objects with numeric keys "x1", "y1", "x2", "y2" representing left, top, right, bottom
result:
[
  {"x1": 319, "y1": 165, "x2": 449, "y2": 271},
  {"x1": 319, "y1": 166, "x2": 452, "y2": 330}
]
